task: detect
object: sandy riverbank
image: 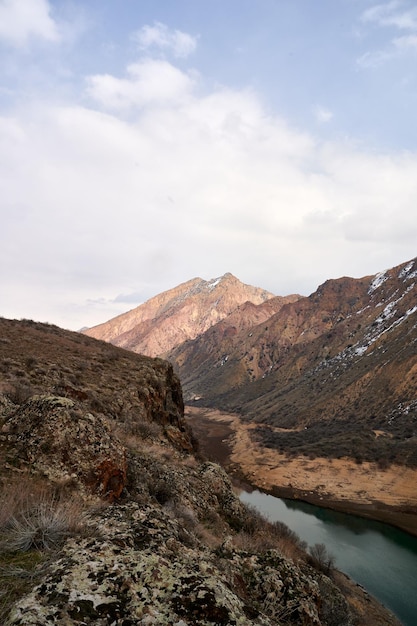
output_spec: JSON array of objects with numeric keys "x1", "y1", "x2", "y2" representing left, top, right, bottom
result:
[{"x1": 185, "y1": 405, "x2": 417, "y2": 536}]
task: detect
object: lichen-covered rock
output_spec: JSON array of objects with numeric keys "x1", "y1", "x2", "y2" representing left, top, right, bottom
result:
[
  {"x1": 198, "y1": 462, "x2": 246, "y2": 524},
  {"x1": 7, "y1": 502, "x2": 346, "y2": 626},
  {"x1": 3, "y1": 395, "x2": 126, "y2": 500}
]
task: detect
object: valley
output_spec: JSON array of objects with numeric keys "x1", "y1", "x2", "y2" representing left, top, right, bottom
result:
[{"x1": 186, "y1": 406, "x2": 417, "y2": 536}]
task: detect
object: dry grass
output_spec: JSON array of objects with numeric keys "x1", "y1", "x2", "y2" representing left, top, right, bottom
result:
[
  {"x1": 0, "y1": 477, "x2": 86, "y2": 553},
  {"x1": 0, "y1": 476, "x2": 89, "y2": 623},
  {"x1": 0, "y1": 550, "x2": 45, "y2": 624}
]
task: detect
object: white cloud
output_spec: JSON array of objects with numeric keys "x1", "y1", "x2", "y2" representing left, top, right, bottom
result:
[
  {"x1": 1, "y1": 55, "x2": 417, "y2": 329},
  {"x1": 0, "y1": 0, "x2": 60, "y2": 47},
  {"x1": 393, "y1": 34, "x2": 417, "y2": 49},
  {"x1": 358, "y1": 1, "x2": 417, "y2": 67},
  {"x1": 361, "y1": 2, "x2": 417, "y2": 31},
  {"x1": 314, "y1": 106, "x2": 333, "y2": 124},
  {"x1": 356, "y1": 49, "x2": 393, "y2": 67},
  {"x1": 132, "y1": 22, "x2": 198, "y2": 58},
  {"x1": 86, "y1": 59, "x2": 196, "y2": 110}
]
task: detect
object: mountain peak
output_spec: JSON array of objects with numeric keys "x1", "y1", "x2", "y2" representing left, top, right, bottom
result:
[{"x1": 84, "y1": 274, "x2": 276, "y2": 357}]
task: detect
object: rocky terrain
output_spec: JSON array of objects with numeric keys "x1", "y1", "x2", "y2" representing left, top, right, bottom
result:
[{"x1": 0, "y1": 317, "x2": 400, "y2": 625}]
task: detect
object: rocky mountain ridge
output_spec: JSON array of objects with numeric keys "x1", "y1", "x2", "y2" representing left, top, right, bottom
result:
[
  {"x1": 0, "y1": 317, "x2": 398, "y2": 625},
  {"x1": 84, "y1": 273, "x2": 294, "y2": 357}
]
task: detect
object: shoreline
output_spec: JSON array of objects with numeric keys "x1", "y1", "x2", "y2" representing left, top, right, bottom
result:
[
  {"x1": 185, "y1": 405, "x2": 417, "y2": 538},
  {"x1": 186, "y1": 405, "x2": 412, "y2": 625},
  {"x1": 240, "y1": 476, "x2": 417, "y2": 538}
]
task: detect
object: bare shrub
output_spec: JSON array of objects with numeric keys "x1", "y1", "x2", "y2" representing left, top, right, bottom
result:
[
  {"x1": 240, "y1": 503, "x2": 268, "y2": 535},
  {"x1": 133, "y1": 419, "x2": 161, "y2": 440},
  {"x1": 164, "y1": 501, "x2": 198, "y2": 546},
  {"x1": 232, "y1": 504, "x2": 307, "y2": 559},
  {"x1": 148, "y1": 478, "x2": 176, "y2": 505},
  {"x1": 194, "y1": 524, "x2": 222, "y2": 549},
  {"x1": 271, "y1": 520, "x2": 307, "y2": 551},
  {"x1": 199, "y1": 508, "x2": 226, "y2": 540},
  {"x1": 308, "y1": 542, "x2": 336, "y2": 575},
  {"x1": 25, "y1": 357, "x2": 37, "y2": 370},
  {"x1": 164, "y1": 501, "x2": 197, "y2": 531},
  {"x1": 5, "y1": 383, "x2": 33, "y2": 405}
]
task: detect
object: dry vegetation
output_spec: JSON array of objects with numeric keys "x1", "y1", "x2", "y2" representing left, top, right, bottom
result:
[
  {"x1": 0, "y1": 476, "x2": 89, "y2": 622},
  {"x1": 0, "y1": 318, "x2": 189, "y2": 454},
  {"x1": 251, "y1": 419, "x2": 417, "y2": 467}
]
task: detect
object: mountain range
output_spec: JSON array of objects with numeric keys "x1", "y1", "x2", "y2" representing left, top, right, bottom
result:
[
  {"x1": 85, "y1": 259, "x2": 417, "y2": 469},
  {"x1": 84, "y1": 273, "x2": 282, "y2": 357}
]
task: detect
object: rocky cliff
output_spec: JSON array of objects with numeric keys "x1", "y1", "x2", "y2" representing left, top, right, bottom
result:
[{"x1": 0, "y1": 318, "x2": 399, "y2": 625}]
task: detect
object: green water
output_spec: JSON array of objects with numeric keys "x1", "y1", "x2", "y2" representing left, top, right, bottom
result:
[{"x1": 240, "y1": 489, "x2": 417, "y2": 625}]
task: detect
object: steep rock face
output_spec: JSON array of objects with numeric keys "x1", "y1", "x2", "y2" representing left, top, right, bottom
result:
[
  {"x1": 173, "y1": 274, "x2": 371, "y2": 400},
  {"x1": 84, "y1": 273, "x2": 278, "y2": 357},
  {"x1": 176, "y1": 260, "x2": 416, "y2": 403},
  {"x1": 169, "y1": 295, "x2": 302, "y2": 397}
]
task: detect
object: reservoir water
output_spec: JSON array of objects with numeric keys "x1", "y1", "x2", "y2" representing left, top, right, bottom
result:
[{"x1": 240, "y1": 489, "x2": 417, "y2": 626}]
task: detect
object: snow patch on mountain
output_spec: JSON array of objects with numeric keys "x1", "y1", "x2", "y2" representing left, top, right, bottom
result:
[
  {"x1": 368, "y1": 271, "x2": 388, "y2": 294},
  {"x1": 399, "y1": 261, "x2": 417, "y2": 280}
]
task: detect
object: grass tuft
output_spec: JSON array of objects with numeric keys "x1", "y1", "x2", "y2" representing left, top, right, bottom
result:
[{"x1": 0, "y1": 478, "x2": 86, "y2": 553}]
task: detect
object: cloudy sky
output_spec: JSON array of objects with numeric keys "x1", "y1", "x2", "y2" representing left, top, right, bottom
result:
[{"x1": 1, "y1": 0, "x2": 417, "y2": 330}]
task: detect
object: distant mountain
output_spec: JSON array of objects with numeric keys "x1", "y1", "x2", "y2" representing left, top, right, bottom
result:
[{"x1": 84, "y1": 273, "x2": 294, "y2": 357}]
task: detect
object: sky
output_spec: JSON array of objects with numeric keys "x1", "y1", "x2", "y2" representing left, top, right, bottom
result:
[{"x1": 1, "y1": 0, "x2": 417, "y2": 330}]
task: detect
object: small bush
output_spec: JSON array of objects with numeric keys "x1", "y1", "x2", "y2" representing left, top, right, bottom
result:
[
  {"x1": 308, "y1": 542, "x2": 336, "y2": 575},
  {"x1": 148, "y1": 478, "x2": 176, "y2": 505},
  {"x1": 131, "y1": 418, "x2": 161, "y2": 440},
  {"x1": 165, "y1": 501, "x2": 197, "y2": 531},
  {"x1": 5, "y1": 383, "x2": 33, "y2": 406},
  {"x1": 232, "y1": 503, "x2": 307, "y2": 559},
  {"x1": 164, "y1": 501, "x2": 198, "y2": 546}
]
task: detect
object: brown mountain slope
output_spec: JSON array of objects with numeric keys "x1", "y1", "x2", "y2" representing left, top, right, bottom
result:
[
  {"x1": 0, "y1": 317, "x2": 192, "y2": 461},
  {"x1": 169, "y1": 294, "x2": 303, "y2": 397},
  {"x1": 171, "y1": 258, "x2": 417, "y2": 467},
  {"x1": 84, "y1": 273, "x2": 277, "y2": 357}
]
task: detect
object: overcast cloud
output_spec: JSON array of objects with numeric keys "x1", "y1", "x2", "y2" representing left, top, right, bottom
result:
[{"x1": 1, "y1": 1, "x2": 417, "y2": 329}]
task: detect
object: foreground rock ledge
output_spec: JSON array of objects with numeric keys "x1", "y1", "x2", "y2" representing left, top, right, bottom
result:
[{"x1": 5, "y1": 501, "x2": 355, "y2": 625}]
